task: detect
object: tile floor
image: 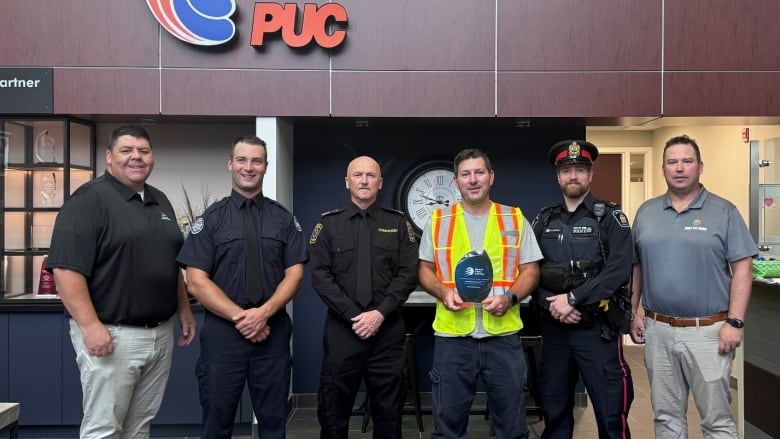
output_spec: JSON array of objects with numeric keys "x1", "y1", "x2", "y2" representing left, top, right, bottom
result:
[{"x1": 284, "y1": 345, "x2": 739, "y2": 439}]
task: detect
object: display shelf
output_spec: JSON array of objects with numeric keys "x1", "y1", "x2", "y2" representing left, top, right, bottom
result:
[{"x1": 1, "y1": 117, "x2": 95, "y2": 301}]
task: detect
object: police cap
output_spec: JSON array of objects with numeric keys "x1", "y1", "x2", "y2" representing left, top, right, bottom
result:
[{"x1": 548, "y1": 140, "x2": 599, "y2": 167}]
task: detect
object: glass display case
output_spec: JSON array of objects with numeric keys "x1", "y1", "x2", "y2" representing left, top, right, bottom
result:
[{"x1": 1, "y1": 118, "x2": 95, "y2": 300}]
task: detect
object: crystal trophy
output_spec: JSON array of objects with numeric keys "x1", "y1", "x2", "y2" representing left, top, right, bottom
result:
[
  {"x1": 40, "y1": 172, "x2": 57, "y2": 206},
  {"x1": 454, "y1": 250, "x2": 493, "y2": 302},
  {"x1": 34, "y1": 130, "x2": 56, "y2": 163}
]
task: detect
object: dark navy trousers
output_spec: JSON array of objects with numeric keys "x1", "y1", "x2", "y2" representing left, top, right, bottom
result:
[
  {"x1": 539, "y1": 321, "x2": 633, "y2": 439},
  {"x1": 196, "y1": 311, "x2": 292, "y2": 439}
]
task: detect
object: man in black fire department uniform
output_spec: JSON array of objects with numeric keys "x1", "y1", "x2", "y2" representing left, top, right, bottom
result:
[
  {"x1": 310, "y1": 155, "x2": 419, "y2": 439},
  {"x1": 531, "y1": 140, "x2": 634, "y2": 439}
]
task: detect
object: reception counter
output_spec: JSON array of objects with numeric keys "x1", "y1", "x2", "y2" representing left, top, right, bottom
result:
[{"x1": 744, "y1": 280, "x2": 780, "y2": 438}]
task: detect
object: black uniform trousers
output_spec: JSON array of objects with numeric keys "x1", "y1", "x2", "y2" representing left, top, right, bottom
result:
[
  {"x1": 539, "y1": 320, "x2": 633, "y2": 439},
  {"x1": 196, "y1": 311, "x2": 293, "y2": 439},
  {"x1": 318, "y1": 311, "x2": 406, "y2": 439}
]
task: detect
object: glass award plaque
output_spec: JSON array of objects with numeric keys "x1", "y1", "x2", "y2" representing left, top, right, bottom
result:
[
  {"x1": 34, "y1": 130, "x2": 56, "y2": 163},
  {"x1": 454, "y1": 250, "x2": 493, "y2": 302},
  {"x1": 39, "y1": 172, "x2": 57, "y2": 206}
]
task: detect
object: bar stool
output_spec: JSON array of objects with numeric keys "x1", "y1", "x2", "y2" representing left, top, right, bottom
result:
[
  {"x1": 520, "y1": 335, "x2": 543, "y2": 420},
  {"x1": 361, "y1": 332, "x2": 425, "y2": 433}
]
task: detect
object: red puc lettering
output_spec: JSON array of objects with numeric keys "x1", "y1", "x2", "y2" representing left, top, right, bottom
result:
[{"x1": 250, "y1": 2, "x2": 348, "y2": 49}]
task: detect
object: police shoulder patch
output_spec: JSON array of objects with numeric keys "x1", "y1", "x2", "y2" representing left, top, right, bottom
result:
[
  {"x1": 612, "y1": 210, "x2": 630, "y2": 228},
  {"x1": 406, "y1": 221, "x2": 416, "y2": 243},
  {"x1": 382, "y1": 206, "x2": 406, "y2": 216},
  {"x1": 309, "y1": 223, "x2": 323, "y2": 244},
  {"x1": 293, "y1": 216, "x2": 302, "y2": 232},
  {"x1": 191, "y1": 217, "x2": 205, "y2": 234}
]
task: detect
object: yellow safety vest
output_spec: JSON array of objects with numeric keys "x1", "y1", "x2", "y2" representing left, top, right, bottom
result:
[{"x1": 431, "y1": 202, "x2": 525, "y2": 335}]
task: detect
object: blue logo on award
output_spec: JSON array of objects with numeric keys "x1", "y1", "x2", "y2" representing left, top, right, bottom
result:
[{"x1": 454, "y1": 250, "x2": 493, "y2": 302}]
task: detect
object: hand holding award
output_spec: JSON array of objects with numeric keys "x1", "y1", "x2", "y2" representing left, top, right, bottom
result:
[{"x1": 454, "y1": 250, "x2": 493, "y2": 302}]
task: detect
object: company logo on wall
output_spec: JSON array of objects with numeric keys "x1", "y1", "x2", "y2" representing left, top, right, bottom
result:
[
  {"x1": 146, "y1": 0, "x2": 348, "y2": 49},
  {"x1": 146, "y1": 0, "x2": 237, "y2": 46}
]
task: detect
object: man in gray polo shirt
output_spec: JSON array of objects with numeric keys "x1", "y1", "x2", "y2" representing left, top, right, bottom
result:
[{"x1": 629, "y1": 134, "x2": 757, "y2": 438}]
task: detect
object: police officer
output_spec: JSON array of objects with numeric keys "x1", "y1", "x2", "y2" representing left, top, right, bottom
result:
[
  {"x1": 176, "y1": 135, "x2": 309, "y2": 439},
  {"x1": 310, "y1": 156, "x2": 419, "y2": 439},
  {"x1": 532, "y1": 140, "x2": 634, "y2": 439}
]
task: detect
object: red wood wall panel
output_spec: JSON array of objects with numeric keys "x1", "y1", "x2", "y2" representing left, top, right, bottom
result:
[
  {"x1": 664, "y1": 73, "x2": 780, "y2": 116},
  {"x1": 498, "y1": 73, "x2": 661, "y2": 117},
  {"x1": 53, "y1": 69, "x2": 160, "y2": 115},
  {"x1": 665, "y1": 0, "x2": 780, "y2": 71},
  {"x1": 0, "y1": 1, "x2": 157, "y2": 67},
  {"x1": 331, "y1": 72, "x2": 494, "y2": 117},
  {"x1": 498, "y1": 0, "x2": 662, "y2": 71},
  {"x1": 2, "y1": 0, "x2": 778, "y2": 118},
  {"x1": 161, "y1": 70, "x2": 330, "y2": 116},
  {"x1": 333, "y1": 0, "x2": 495, "y2": 71}
]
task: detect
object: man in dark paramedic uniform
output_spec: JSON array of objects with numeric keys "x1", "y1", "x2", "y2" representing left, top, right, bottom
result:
[
  {"x1": 309, "y1": 155, "x2": 419, "y2": 439},
  {"x1": 176, "y1": 135, "x2": 308, "y2": 439},
  {"x1": 531, "y1": 140, "x2": 634, "y2": 439}
]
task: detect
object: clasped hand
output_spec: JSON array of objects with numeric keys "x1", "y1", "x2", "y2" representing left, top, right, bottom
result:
[{"x1": 233, "y1": 306, "x2": 271, "y2": 343}]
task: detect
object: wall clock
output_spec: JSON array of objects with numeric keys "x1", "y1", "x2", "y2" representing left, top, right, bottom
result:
[{"x1": 395, "y1": 160, "x2": 462, "y2": 235}]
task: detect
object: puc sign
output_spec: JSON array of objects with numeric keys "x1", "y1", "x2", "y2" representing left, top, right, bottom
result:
[{"x1": 146, "y1": 0, "x2": 348, "y2": 49}]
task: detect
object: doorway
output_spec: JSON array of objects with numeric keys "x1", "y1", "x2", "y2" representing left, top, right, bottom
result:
[{"x1": 590, "y1": 148, "x2": 652, "y2": 224}]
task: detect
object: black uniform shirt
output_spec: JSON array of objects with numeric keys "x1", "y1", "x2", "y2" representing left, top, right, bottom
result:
[
  {"x1": 309, "y1": 202, "x2": 419, "y2": 322},
  {"x1": 532, "y1": 192, "x2": 632, "y2": 308},
  {"x1": 47, "y1": 172, "x2": 183, "y2": 325},
  {"x1": 176, "y1": 190, "x2": 309, "y2": 307}
]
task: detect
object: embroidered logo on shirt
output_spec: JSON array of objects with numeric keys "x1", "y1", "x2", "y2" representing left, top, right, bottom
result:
[
  {"x1": 161, "y1": 212, "x2": 172, "y2": 221},
  {"x1": 684, "y1": 218, "x2": 707, "y2": 231},
  {"x1": 378, "y1": 228, "x2": 398, "y2": 233},
  {"x1": 572, "y1": 226, "x2": 593, "y2": 234},
  {"x1": 191, "y1": 217, "x2": 205, "y2": 234}
]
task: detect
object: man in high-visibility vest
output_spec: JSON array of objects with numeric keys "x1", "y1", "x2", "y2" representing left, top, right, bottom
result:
[{"x1": 418, "y1": 148, "x2": 542, "y2": 439}]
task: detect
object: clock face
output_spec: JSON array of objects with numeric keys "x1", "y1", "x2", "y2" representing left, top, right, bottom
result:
[{"x1": 396, "y1": 161, "x2": 462, "y2": 235}]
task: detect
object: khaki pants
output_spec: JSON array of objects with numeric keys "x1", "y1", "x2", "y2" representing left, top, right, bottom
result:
[
  {"x1": 643, "y1": 317, "x2": 736, "y2": 439},
  {"x1": 69, "y1": 319, "x2": 174, "y2": 439}
]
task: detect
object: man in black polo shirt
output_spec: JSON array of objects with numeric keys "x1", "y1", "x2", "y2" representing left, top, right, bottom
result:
[
  {"x1": 176, "y1": 135, "x2": 308, "y2": 439},
  {"x1": 47, "y1": 125, "x2": 196, "y2": 439}
]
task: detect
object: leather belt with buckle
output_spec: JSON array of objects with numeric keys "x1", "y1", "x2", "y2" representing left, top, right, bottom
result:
[{"x1": 644, "y1": 309, "x2": 727, "y2": 327}]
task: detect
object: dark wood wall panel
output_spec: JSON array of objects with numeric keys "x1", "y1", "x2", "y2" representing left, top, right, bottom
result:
[
  {"x1": 53, "y1": 69, "x2": 160, "y2": 115},
  {"x1": 498, "y1": 0, "x2": 662, "y2": 71},
  {"x1": 161, "y1": 70, "x2": 330, "y2": 116},
  {"x1": 498, "y1": 73, "x2": 661, "y2": 117},
  {"x1": 334, "y1": 0, "x2": 494, "y2": 71},
  {"x1": 665, "y1": 0, "x2": 780, "y2": 71},
  {"x1": 331, "y1": 72, "x2": 494, "y2": 117},
  {"x1": 663, "y1": 72, "x2": 780, "y2": 116},
  {"x1": 0, "y1": 1, "x2": 157, "y2": 67}
]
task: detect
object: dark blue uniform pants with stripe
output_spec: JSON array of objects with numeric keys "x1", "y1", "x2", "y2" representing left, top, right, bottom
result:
[
  {"x1": 539, "y1": 321, "x2": 633, "y2": 439},
  {"x1": 318, "y1": 311, "x2": 406, "y2": 439},
  {"x1": 196, "y1": 312, "x2": 292, "y2": 439}
]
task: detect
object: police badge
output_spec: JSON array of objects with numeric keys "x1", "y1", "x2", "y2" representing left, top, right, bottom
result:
[{"x1": 454, "y1": 250, "x2": 493, "y2": 302}]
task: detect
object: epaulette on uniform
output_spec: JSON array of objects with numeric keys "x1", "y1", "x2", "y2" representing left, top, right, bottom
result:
[
  {"x1": 594, "y1": 198, "x2": 620, "y2": 209},
  {"x1": 532, "y1": 204, "x2": 563, "y2": 228},
  {"x1": 320, "y1": 208, "x2": 345, "y2": 218},
  {"x1": 381, "y1": 206, "x2": 406, "y2": 216},
  {"x1": 265, "y1": 197, "x2": 293, "y2": 214}
]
